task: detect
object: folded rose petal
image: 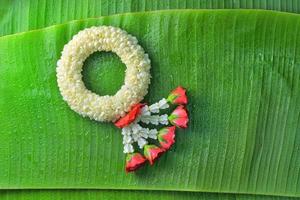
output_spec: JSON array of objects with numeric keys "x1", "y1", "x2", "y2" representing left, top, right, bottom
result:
[
  {"x1": 115, "y1": 103, "x2": 144, "y2": 128},
  {"x1": 168, "y1": 105, "x2": 189, "y2": 128},
  {"x1": 158, "y1": 126, "x2": 176, "y2": 150},
  {"x1": 167, "y1": 86, "x2": 188, "y2": 105},
  {"x1": 144, "y1": 145, "x2": 165, "y2": 165},
  {"x1": 125, "y1": 153, "x2": 147, "y2": 173}
]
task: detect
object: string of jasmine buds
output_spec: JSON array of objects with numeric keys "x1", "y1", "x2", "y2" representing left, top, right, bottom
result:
[
  {"x1": 122, "y1": 98, "x2": 169, "y2": 153},
  {"x1": 124, "y1": 86, "x2": 189, "y2": 172}
]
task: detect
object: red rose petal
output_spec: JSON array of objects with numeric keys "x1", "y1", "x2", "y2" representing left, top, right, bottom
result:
[
  {"x1": 158, "y1": 126, "x2": 176, "y2": 150},
  {"x1": 167, "y1": 86, "x2": 188, "y2": 105},
  {"x1": 125, "y1": 153, "x2": 147, "y2": 173},
  {"x1": 115, "y1": 103, "x2": 144, "y2": 128},
  {"x1": 169, "y1": 105, "x2": 189, "y2": 128},
  {"x1": 144, "y1": 145, "x2": 165, "y2": 165}
]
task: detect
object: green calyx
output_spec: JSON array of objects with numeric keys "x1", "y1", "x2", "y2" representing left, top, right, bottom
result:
[{"x1": 167, "y1": 94, "x2": 178, "y2": 103}]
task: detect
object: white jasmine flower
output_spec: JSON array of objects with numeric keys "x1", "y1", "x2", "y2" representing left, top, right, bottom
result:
[
  {"x1": 124, "y1": 143, "x2": 134, "y2": 153},
  {"x1": 149, "y1": 116, "x2": 160, "y2": 125},
  {"x1": 122, "y1": 126, "x2": 131, "y2": 135},
  {"x1": 140, "y1": 115, "x2": 159, "y2": 125},
  {"x1": 149, "y1": 103, "x2": 160, "y2": 113},
  {"x1": 139, "y1": 116, "x2": 150, "y2": 124},
  {"x1": 141, "y1": 105, "x2": 151, "y2": 116},
  {"x1": 137, "y1": 137, "x2": 148, "y2": 149},
  {"x1": 131, "y1": 123, "x2": 142, "y2": 134},
  {"x1": 158, "y1": 98, "x2": 169, "y2": 109},
  {"x1": 139, "y1": 128, "x2": 149, "y2": 138},
  {"x1": 131, "y1": 133, "x2": 140, "y2": 142},
  {"x1": 159, "y1": 114, "x2": 169, "y2": 125},
  {"x1": 148, "y1": 129, "x2": 158, "y2": 139},
  {"x1": 122, "y1": 135, "x2": 132, "y2": 144}
]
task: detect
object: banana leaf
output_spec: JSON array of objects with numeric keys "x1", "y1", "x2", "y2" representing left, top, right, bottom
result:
[
  {"x1": 0, "y1": 190, "x2": 297, "y2": 200},
  {"x1": 0, "y1": 10, "x2": 300, "y2": 200},
  {"x1": 2, "y1": 0, "x2": 300, "y2": 37}
]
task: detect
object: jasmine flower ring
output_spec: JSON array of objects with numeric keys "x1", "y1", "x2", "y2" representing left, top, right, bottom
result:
[{"x1": 56, "y1": 26, "x2": 151, "y2": 122}]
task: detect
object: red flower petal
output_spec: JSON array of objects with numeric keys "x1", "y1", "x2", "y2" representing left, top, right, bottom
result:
[
  {"x1": 144, "y1": 145, "x2": 165, "y2": 165},
  {"x1": 167, "y1": 86, "x2": 188, "y2": 105},
  {"x1": 168, "y1": 105, "x2": 189, "y2": 128},
  {"x1": 158, "y1": 126, "x2": 176, "y2": 150},
  {"x1": 125, "y1": 153, "x2": 147, "y2": 173},
  {"x1": 115, "y1": 103, "x2": 144, "y2": 128}
]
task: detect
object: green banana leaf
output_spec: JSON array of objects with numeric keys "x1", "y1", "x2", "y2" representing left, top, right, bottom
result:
[
  {"x1": 1, "y1": 9, "x2": 300, "y2": 200},
  {"x1": 0, "y1": 190, "x2": 297, "y2": 200},
  {"x1": 2, "y1": 0, "x2": 300, "y2": 37}
]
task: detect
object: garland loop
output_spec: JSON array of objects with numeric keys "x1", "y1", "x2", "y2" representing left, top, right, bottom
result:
[{"x1": 56, "y1": 26, "x2": 151, "y2": 122}]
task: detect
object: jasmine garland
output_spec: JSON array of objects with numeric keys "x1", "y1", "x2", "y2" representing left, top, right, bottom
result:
[
  {"x1": 56, "y1": 26, "x2": 189, "y2": 172},
  {"x1": 56, "y1": 26, "x2": 151, "y2": 122}
]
